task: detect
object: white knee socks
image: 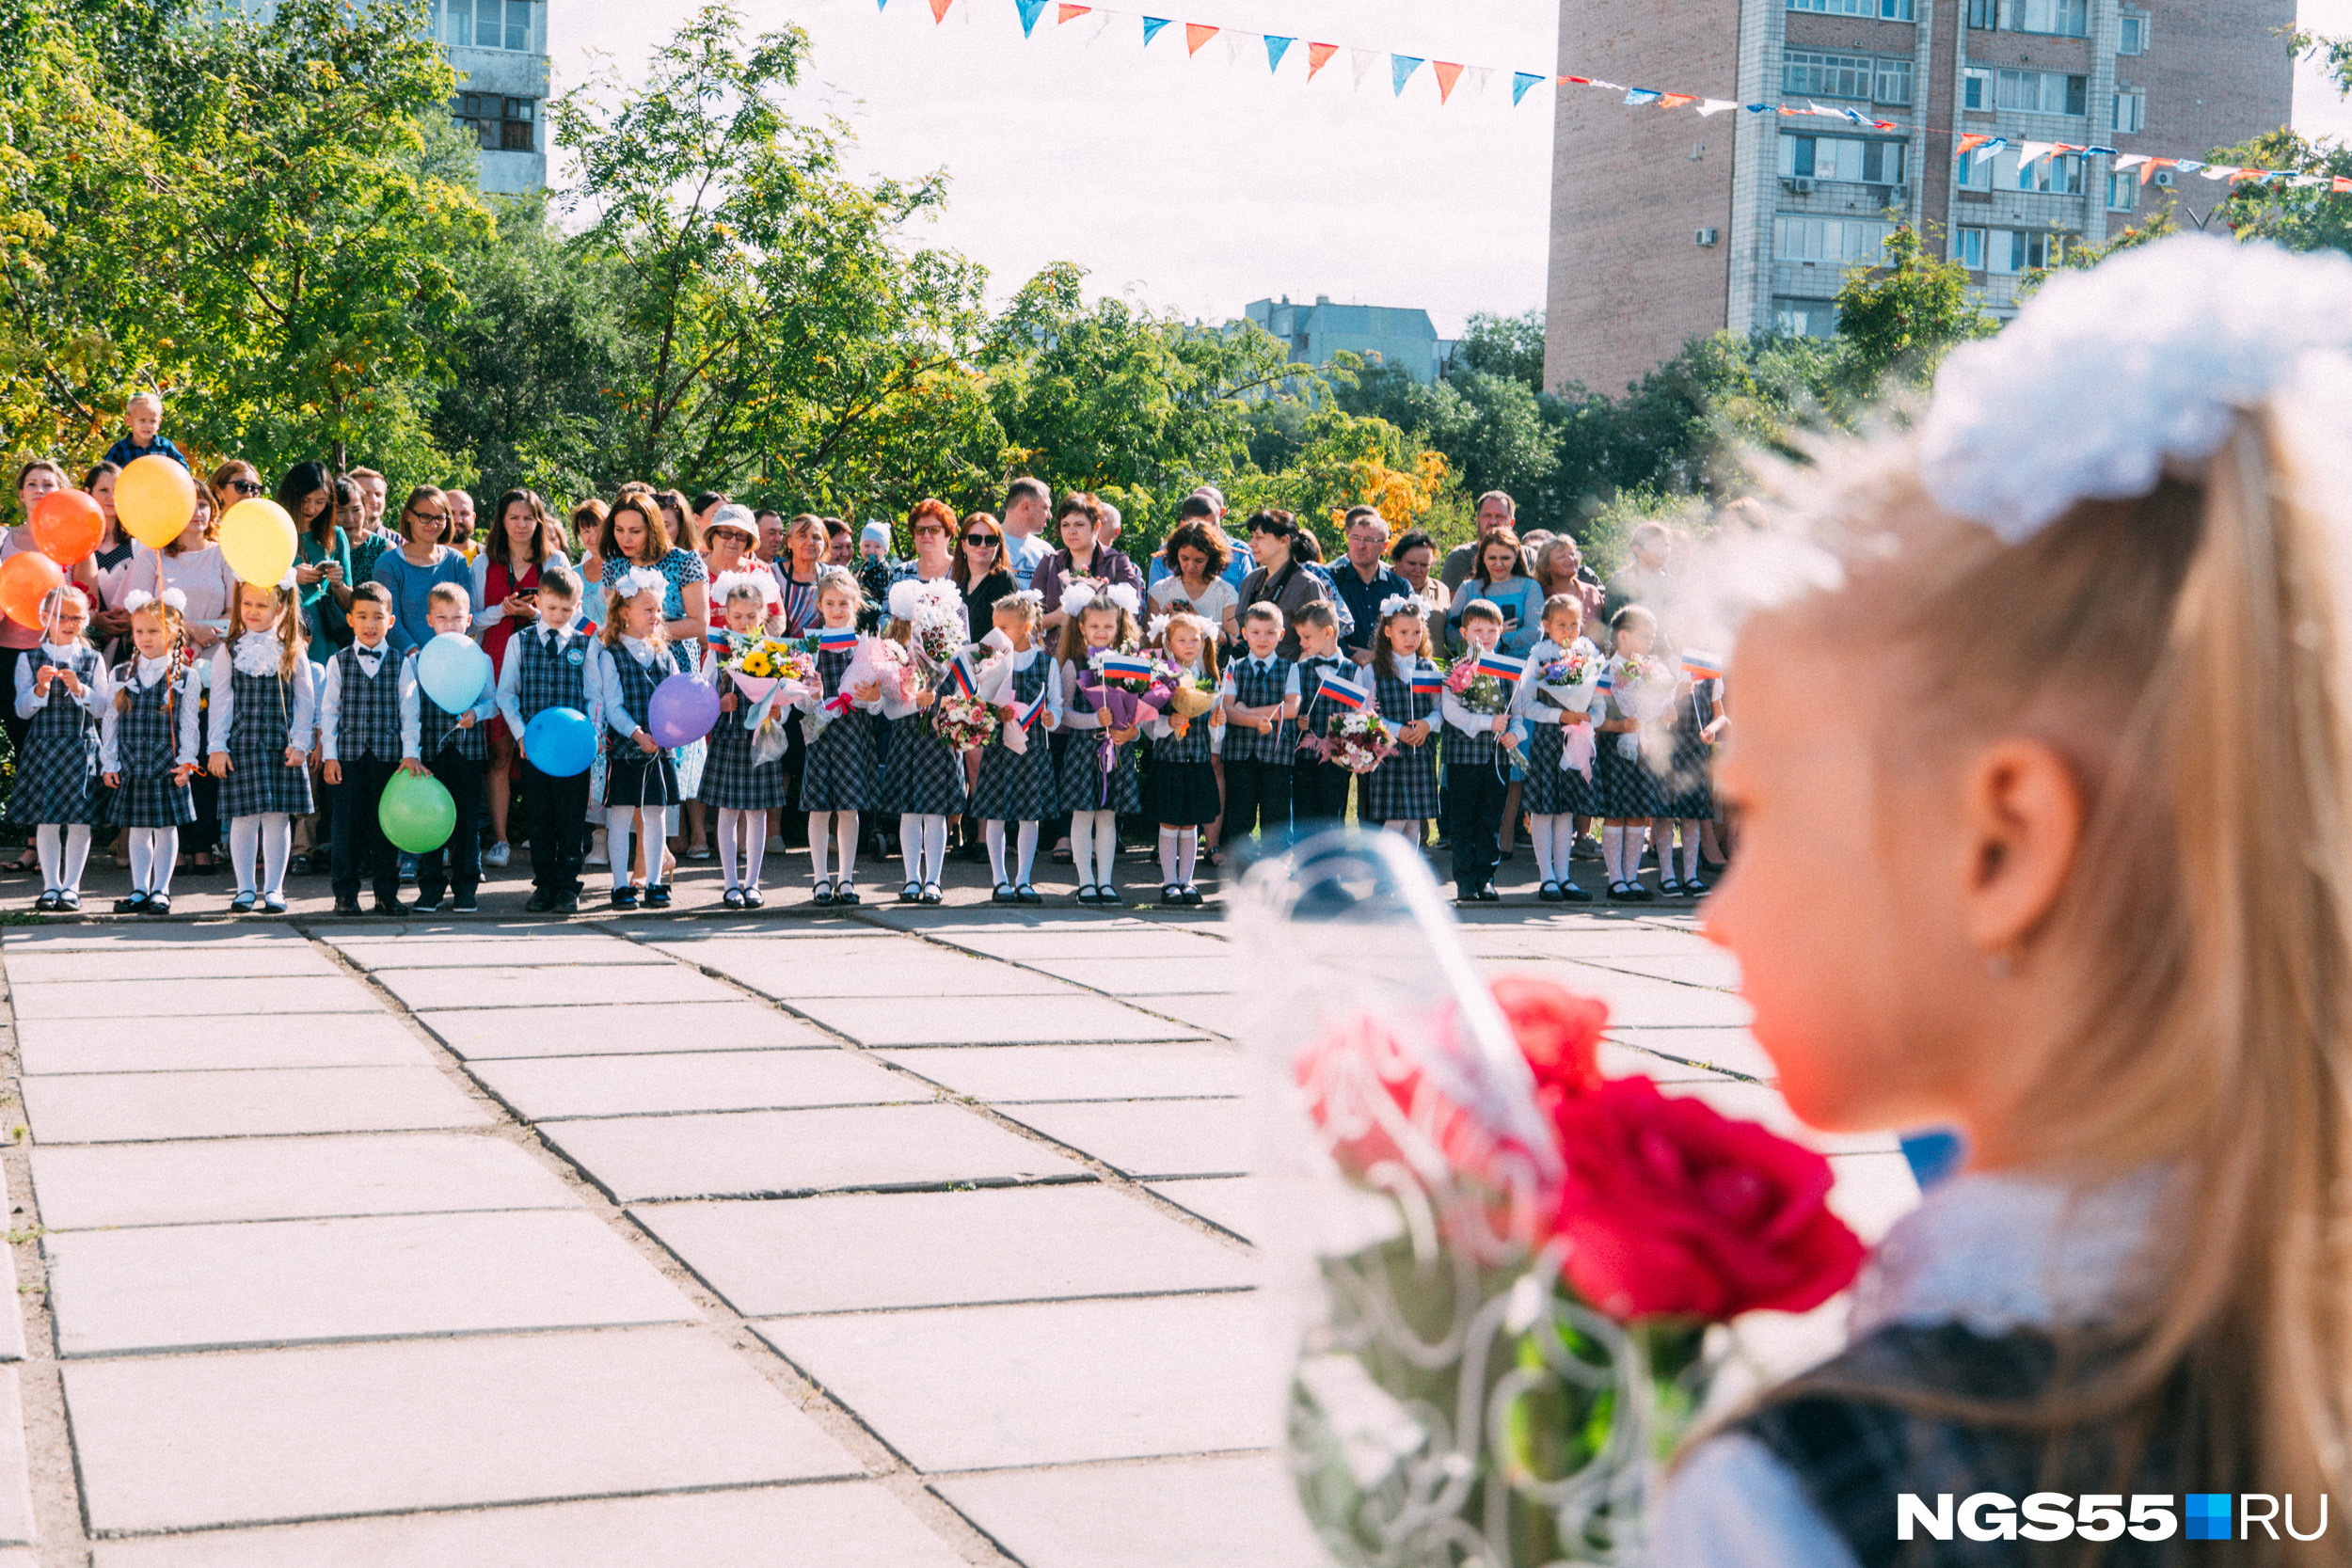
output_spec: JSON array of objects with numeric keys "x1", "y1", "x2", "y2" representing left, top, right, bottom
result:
[
  {"x1": 1601, "y1": 824, "x2": 1627, "y2": 885},
  {"x1": 128, "y1": 827, "x2": 178, "y2": 896},
  {"x1": 900, "y1": 814, "x2": 945, "y2": 886},
  {"x1": 36, "y1": 824, "x2": 91, "y2": 895},
  {"x1": 984, "y1": 818, "x2": 1008, "y2": 886},
  {"x1": 716, "y1": 810, "x2": 739, "y2": 890},
  {"x1": 227, "y1": 815, "x2": 289, "y2": 897},
  {"x1": 808, "y1": 811, "x2": 859, "y2": 888},
  {"x1": 1678, "y1": 822, "x2": 1701, "y2": 880},
  {"x1": 1530, "y1": 814, "x2": 1577, "y2": 886},
  {"x1": 1157, "y1": 826, "x2": 1198, "y2": 887},
  {"x1": 606, "y1": 807, "x2": 636, "y2": 891},
  {"x1": 715, "y1": 809, "x2": 768, "y2": 892},
  {"x1": 1530, "y1": 815, "x2": 1554, "y2": 883},
  {"x1": 1071, "y1": 810, "x2": 1116, "y2": 890},
  {"x1": 1014, "y1": 819, "x2": 1038, "y2": 886}
]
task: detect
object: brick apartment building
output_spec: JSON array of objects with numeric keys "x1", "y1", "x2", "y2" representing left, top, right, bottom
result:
[{"x1": 1542, "y1": 0, "x2": 2296, "y2": 396}]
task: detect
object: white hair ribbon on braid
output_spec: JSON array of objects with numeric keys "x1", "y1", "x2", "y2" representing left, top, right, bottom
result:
[
  {"x1": 711, "y1": 570, "x2": 770, "y2": 607},
  {"x1": 1146, "y1": 613, "x2": 1171, "y2": 642},
  {"x1": 1102, "y1": 582, "x2": 1140, "y2": 615},
  {"x1": 1918, "y1": 235, "x2": 2352, "y2": 545},
  {"x1": 1058, "y1": 581, "x2": 1097, "y2": 618},
  {"x1": 1377, "y1": 594, "x2": 1427, "y2": 620},
  {"x1": 887, "y1": 578, "x2": 922, "y2": 622},
  {"x1": 621, "y1": 566, "x2": 668, "y2": 599},
  {"x1": 122, "y1": 588, "x2": 187, "y2": 616}
]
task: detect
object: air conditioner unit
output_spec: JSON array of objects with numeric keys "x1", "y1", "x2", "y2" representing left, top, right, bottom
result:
[
  {"x1": 1694, "y1": 228, "x2": 1720, "y2": 246},
  {"x1": 1789, "y1": 177, "x2": 1815, "y2": 194},
  {"x1": 2153, "y1": 168, "x2": 2175, "y2": 187}
]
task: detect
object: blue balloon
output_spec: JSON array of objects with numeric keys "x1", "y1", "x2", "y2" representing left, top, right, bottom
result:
[
  {"x1": 417, "y1": 631, "x2": 491, "y2": 714},
  {"x1": 521, "y1": 705, "x2": 596, "y2": 778}
]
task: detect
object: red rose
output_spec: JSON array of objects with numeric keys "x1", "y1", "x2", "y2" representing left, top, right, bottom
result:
[
  {"x1": 1546, "y1": 1076, "x2": 1865, "y2": 1322},
  {"x1": 1488, "y1": 974, "x2": 1607, "y2": 1112}
]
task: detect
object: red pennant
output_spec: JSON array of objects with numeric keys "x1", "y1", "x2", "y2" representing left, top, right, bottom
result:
[
  {"x1": 929, "y1": 0, "x2": 951, "y2": 20},
  {"x1": 1956, "y1": 133, "x2": 1992, "y2": 154},
  {"x1": 1432, "y1": 61, "x2": 1464, "y2": 102},
  {"x1": 1056, "y1": 2, "x2": 1089, "y2": 19},
  {"x1": 1657, "y1": 92, "x2": 1697, "y2": 109},
  {"x1": 2335, "y1": 176, "x2": 2352, "y2": 194},
  {"x1": 1561, "y1": 74, "x2": 1590, "y2": 85},
  {"x1": 1306, "y1": 41, "x2": 1338, "y2": 78},
  {"x1": 1184, "y1": 22, "x2": 1216, "y2": 55},
  {"x1": 2138, "y1": 157, "x2": 2173, "y2": 184}
]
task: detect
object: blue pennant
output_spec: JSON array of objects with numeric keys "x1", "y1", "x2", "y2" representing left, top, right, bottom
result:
[
  {"x1": 1141, "y1": 15, "x2": 1171, "y2": 45},
  {"x1": 1015, "y1": 0, "x2": 1046, "y2": 34},
  {"x1": 1391, "y1": 54, "x2": 1423, "y2": 96},
  {"x1": 1511, "y1": 71, "x2": 1543, "y2": 106},
  {"x1": 1264, "y1": 34, "x2": 1294, "y2": 72}
]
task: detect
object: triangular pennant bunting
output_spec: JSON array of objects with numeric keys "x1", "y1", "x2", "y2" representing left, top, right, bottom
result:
[
  {"x1": 928, "y1": 0, "x2": 951, "y2": 21},
  {"x1": 1266, "y1": 35, "x2": 1294, "y2": 71},
  {"x1": 1624, "y1": 87, "x2": 1661, "y2": 106},
  {"x1": 1055, "y1": 2, "x2": 1089, "y2": 20},
  {"x1": 1696, "y1": 99, "x2": 1738, "y2": 116},
  {"x1": 1141, "y1": 16, "x2": 1171, "y2": 45},
  {"x1": 1220, "y1": 28, "x2": 1248, "y2": 66},
  {"x1": 1657, "y1": 93, "x2": 1697, "y2": 109},
  {"x1": 1305, "y1": 41, "x2": 1337, "y2": 78},
  {"x1": 1510, "y1": 71, "x2": 1543, "y2": 104},
  {"x1": 1432, "y1": 61, "x2": 1463, "y2": 103},
  {"x1": 1348, "y1": 47, "x2": 1378, "y2": 88},
  {"x1": 1955, "y1": 133, "x2": 1994, "y2": 155},
  {"x1": 1390, "y1": 54, "x2": 1422, "y2": 96},
  {"x1": 1184, "y1": 23, "x2": 1216, "y2": 55},
  {"x1": 1014, "y1": 0, "x2": 1047, "y2": 35},
  {"x1": 1464, "y1": 66, "x2": 1491, "y2": 99}
]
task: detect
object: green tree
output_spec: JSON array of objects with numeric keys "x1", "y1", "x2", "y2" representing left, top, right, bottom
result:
[
  {"x1": 1453, "y1": 309, "x2": 1546, "y2": 390},
  {"x1": 1828, "y1": 223, "x2": 1993, "y2": 397},
  {"x1": 2209, "y1": 129, "x2": 2352, "y2": 256}
]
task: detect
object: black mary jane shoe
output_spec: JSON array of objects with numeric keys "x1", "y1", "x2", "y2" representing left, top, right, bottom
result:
[
  {"x1": 1161, "y1": 884, "x2": 1184, "y2": 908},
  {"x1": 834, "y1": 882, "x2": 861, "y2": 906},
  {"x1": 992, "y1": 881, "x2": 1017, "y2": 904},
  {"x1": 229, "y1": 891, "x2": 258, "y2": 914},
  {"x1": 644, "y1": 883, "x2": 673, "y2": 910},
  {"x1": 723, "y1": 888, "x2": 746, "y2": 911},
  {"x1": 610, "y1": 887, "x2": 639, "y2": 911},
  {"x1": 1658, "y1": 877, "x2": 1686, "y2": 899},
  {"x1": 1537, "y1": 880, "x2": 1564, "y2": 903},
  {"x1": 262, "y1": 895, "x2": 286, "y2": 914},
  {"x1": 1014, "y1": 883, "x2": 1041, "y2": 906},
  {"x1": 55, "y1": 891, "x2": 81, "y2": 912},
  {"x1": 113, "y1": 892, "x2": 151, "y2": 915},
  {"x1": 1682, "y1": 875, "x2": 1711, "y2": 897},
  {"x1": 919, "y1": 882, "x2": 942, "y2": 905},
  {"x1": 742, "y1": 887, "x2": 765, "y2": 908},
  {"x1": 1073, "y1": 884, "x2": 1099, "y2": 906},
  {"x1": 899, "y1": 881, "x2": 922, "y2": 905},
  {"x1": 1562, "y1": 882, "x2": 1596, "y2": 904},
  {"x1": 1623, "y1": 880, "x2": 1654, "y2": 902},
  {"x1": 145, "y1": 893, "x2": 170, "y2": 915},
  {"x1": 1181, "y1": 883, "x2": 1203, "y2": 906},
  {"x1": 811, "y1": 880, "x2": 836, "y2": 908}
]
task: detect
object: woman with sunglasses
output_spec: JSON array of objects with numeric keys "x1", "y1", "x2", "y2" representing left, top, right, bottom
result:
[
  {"x1": 367, "y1": 486, "x2": 472, "y2": 657},
  {"x1": 955, "y1": 514, "x2": 1015, "y2": 634}
]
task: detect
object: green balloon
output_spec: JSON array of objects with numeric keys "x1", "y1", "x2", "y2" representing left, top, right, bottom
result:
[{"x1": 378, "y1": 770, "x2": 456, "y2": 855}]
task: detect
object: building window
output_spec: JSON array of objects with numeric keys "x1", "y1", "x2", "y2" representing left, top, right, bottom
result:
[
  {"x1": 1783, "y1": 51, "x2": 1875, "y2": 100},
  {"x1": 1963, "y1": 68, "x2": 1992, "y2": 111},
  {"x1": 1773, "y1": 298, "x2": 1839, "y2": 337},
  {"x1": 1966, "y1": 0, "x2": 1996, "y2": 25},
  {"x1": 1988, "y1": 230, "x2": 2071, "y2": 273},
  {"x1": 1997, "y1": 0, "x2": 2087, "y2": 35},
  {"x1": 1875, "y1": 58, "x2": 1913, "y2": 104},
  {"x1": 2107, "y1": 172, "x2": 2137, "y2": 210},
  {"x1": 2118, "y1": 11, "x2": 2149, "y2": 54},
  {"x1": 2015, "y1": 152, "x2": 2083, "y2": 193},
  {"x1": 1996, "y1": 68, "x2": 2089, "y2": 117},
  {"x1": 1786, "y1": 0, "x2": 1914, "y2": 15},
  {"x1": 1958, "y1": 147, "x2": 1995, "y2": 188},
  {"x1": 2113, "y1": 88, "x2": 2145, "y2": 134},
  {"x1": 1955, "y1": 228, "x2": 1987, "y2": 269},
  {"x1": 1774, "y1": 215, "x2": 1894, "y2": 264},
  {"x1": 440, "y1": 0, "x2": 540, "y2": 51},
  {"x1": 1780, "y1": 134, "x2": 1908, "y2": 184},
  {"x1": 454, "y1": 93, "x2": 536, "y2": 151}
]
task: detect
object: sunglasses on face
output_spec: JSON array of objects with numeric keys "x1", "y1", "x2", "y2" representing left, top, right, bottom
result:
[
  {"x1": 963, "y1": 535, "x2": 998, "y2": 546},
  {"x1": 228, "y1": 480, "x2": 264, "y2": 496}
]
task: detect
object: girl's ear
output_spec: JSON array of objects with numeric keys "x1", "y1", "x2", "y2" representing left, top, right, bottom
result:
[{"x1": 1957, "y1": 736, "x2": 2086, "y2": 958}]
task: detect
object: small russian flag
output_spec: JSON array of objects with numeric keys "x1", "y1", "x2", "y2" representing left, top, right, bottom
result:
[
  {"x1": 1471, "y1": 649, "x2": 1528, "y2": 683},
  {"x1": 1319, "y1": 672, "x2": 1371, "y2": 711},
  {"x1": 817, "y1": 626, "x2": 858, "y2": 655},
  {"x1": 1680, "y1": 650, "x2": 1725, "y2": 683},
  {"x1": 1097, "y1": 652, "x2": 1156, "y2": 682},
  {"x1": 1408, "y1": 665, "x2": 1443, "y2": 698},
  {"x1": 1016, "y1": 695, "x2": 1049, "y2": 732},
  {"x1": 947, "y1": 655, "x2": 977, "y2": 699},
  {"x1": 1597, "y1": 670, "x2": 1614, "y2": 694}
]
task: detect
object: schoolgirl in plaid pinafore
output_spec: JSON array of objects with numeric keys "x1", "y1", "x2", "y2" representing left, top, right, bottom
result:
[
  {"x1": 1661, "y1": 680, "x2": 1718, "y2": 820},
  {"x1": 105, "y1": 657, "x2": 196, "y2": 827},
  {"x1": 1519, "y1": 642, "x2": 1602, "y2": 819},
  {"x1": 1057, "y1": 667, "x2": 1141, "y2": 815},
  {"x1": 1595, "y1": 659, "x2": 1668, "y2": 819},
  {"x1": 1143, "y1": 662, "x2": 1219, "y2": 828},
  {"x1": 1221, "y1": 656, "x2": 1295, "y2": 765},
  {"x1": 970, "y1": 653, "x2": 1056, "y2": 822},
  {"x1": 798, "y1": 644, "x2": 876, "y2": 813},
  {"x1": 329, "y1": 644, "x2": 403, "y2": 765},
  {"x1": 7, "y1": 643, "x2": 105, "y2": 827},
  {"x1": 216, "y1": 648, "x2": 315, "y2": 818},
  {"x1": 1367, "y1": 659, "x2": 1440, "y2": 822},
  {"x1": 602, "y1": 640, "x2": 681, "y2": 809},
  {"x1": 882, "y1": 687, "x2": 965, "y2": 817},
  {"x1": 699, "y1": 665, "x2": 793, "y2": 811}
]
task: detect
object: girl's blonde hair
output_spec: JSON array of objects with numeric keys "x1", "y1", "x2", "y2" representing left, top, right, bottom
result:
[
  {"x1": 1152, "y1": 610, "x2": 1219, "y2": 687},
  {"x1": 600, "y1": 576, "x2": 671, "y2": 651},
  {"x1": 114, "y1": 597, "x2": 186, "y2": 720},
  {"x1": 1056, "y1": 596, "x2": 1138, "y2": 664},
  {"x1": 813, "y1": 564, "x2": 863, "y2": 615},
  {"x1": 1752, "y1": 406, "x2": 2352, "y2": 1534},
  {"x1": 231, "y1": 581, "x2": 306, "y2": 678}
]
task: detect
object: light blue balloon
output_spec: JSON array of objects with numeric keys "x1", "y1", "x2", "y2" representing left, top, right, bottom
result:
[
  {"x1": 522, "y1": 705, "x2": 596, "y2": 778},
  {"x1": 417, "y1": 631, "x2": 490, "y2": 714}
]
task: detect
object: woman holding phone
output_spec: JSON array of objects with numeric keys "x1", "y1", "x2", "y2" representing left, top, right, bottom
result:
[
  {"x1": 473, "y1": 488, "x2": 569, "y2": 869},
  {"x1": 1446, "y1": 528, "x2": 1543, "y2": 658}
]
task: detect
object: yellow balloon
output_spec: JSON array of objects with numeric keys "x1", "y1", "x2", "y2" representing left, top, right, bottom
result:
[
  {"x1": 217, "y1": 499, "x2": 298, "y2": 588},
  {"x1": 115, "y1": 455, "x2": 197, "y2": 549}
]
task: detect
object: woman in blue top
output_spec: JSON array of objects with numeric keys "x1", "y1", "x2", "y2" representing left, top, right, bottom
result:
[
  {"x1": 367, "y1": 486, "x2": 472, "y2": 657},
  {"x1": 1447, "y1": 529, "x2": 1545, "y2": 658},
  {"x1": 282, "y1": 462, "x2": 354, "y2": 660}
]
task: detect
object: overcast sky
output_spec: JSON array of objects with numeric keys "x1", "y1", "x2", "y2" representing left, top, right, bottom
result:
[{"x1": 547, "y1": 0, "x2": 2352, "y2": 337}]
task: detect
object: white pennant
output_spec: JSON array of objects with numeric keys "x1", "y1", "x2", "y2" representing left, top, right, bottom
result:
[
  {"x1": 1464, "y1": 65, "x2": 1491, "y2": 100},
  {"x1": 1221, "y1": 27, "x2": 1249, "y2": 67},
  {"x1": 2112, "y1": 153, "x2": 2149, "y2": 172},
  {"x1": 1348, "y1": 46, "x2": 1378, "y2": 89},
  {"x1": 1086, "y1": 8, "x2": 1114, "y2": 44},
  {"x1": 2015, "y1": 139, "x2": 2055, "y2": 166},
  {"x1": 1696, "y1": 98, "x2": 1739, "y2": 116}
]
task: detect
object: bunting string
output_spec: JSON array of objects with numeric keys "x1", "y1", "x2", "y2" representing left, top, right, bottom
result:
[{"x1": 875, "y1": 0, "x2": 2352, "y2": 196}]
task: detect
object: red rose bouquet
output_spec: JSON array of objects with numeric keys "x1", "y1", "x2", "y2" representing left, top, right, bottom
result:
[{"x1": 1248, "y1": 831, "x2": 1863, "y2": 1568}]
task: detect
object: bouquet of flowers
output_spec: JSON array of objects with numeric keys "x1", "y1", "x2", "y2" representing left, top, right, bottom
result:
[
  {"x1": 1078, "y1": 647, "x2": 1176, "y2": 733},
  {"x1": 1240, "y1": 832, "x2": 1866, "y2": 1568},
  {"x1": 1163, "y1": 670, "x2": 1218, "y2": 736},
  {"x1": 1533, "y1": 647, "x2": 1602, "y2": 777},
  {"x1": 889, "y1": 578, "x2": 969, "y2": 675},
  {"x1": 1444, "y1": 657, "x2": 1513, "y2": 717},
  {"x1": 719, "y1": 633, "x2": 818, "y2": 763},
  {"x1": 1310, "y1": 709, "x2": 1398, "y2": 774},
  {"x1": 931, "y1": 689, "x2": 999, "y2": 751},
  {"x1": 1613, "y1": 653, "x2": 1678, "y2": 762}
]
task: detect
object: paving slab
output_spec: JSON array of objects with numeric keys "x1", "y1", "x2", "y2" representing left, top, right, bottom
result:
[
  {"x1": 64, "y1": 1325, "x2": 862, "y2": 1533},
  {"x1": 1599, "y1": 1039, "x2": 1745, "y2": 1083},
  {"x1": 1146, "y1": 1178, "x2": 1263, "y2": 1242},
  {"x1": 543, "y1": 1103, "x2": 1089, "y2": 1201},
  {"x1": 758, "y1": 1292, "x2": 1282, "y2": 1471},
  {"x1": 1562, "y1": 951, "x2": 1742, "y2": 990},
  {"x1": 0, "y1": 1370, "x2": 36, "y2": 1544},
  {"x1": 716, "y1": 951, "x2": 1079, "y2": 1000},
  {"x1": 1480, "y1": 961, "x2": 1754, "y2": 1027},
  {"x1": 939, "y1": 1454, "x2": 1326, "y2": 1568},
  {"x1": 24, "y1": 1066, "x2": 492, "y2": 1144},
  {"x1": 30, "y1": 1132, "x2": 577, "y2": 1230},
  {"x1": 644, "y1": 934, "x2": 934, "y2": 967},
  {"x1": 1000, "y1": 1100, "x2": 1254, "y2": 1180},
  {"x1": 1665, "y1": 1079, "x2": 1899, "y2": 1154},
  {"x1": 623, "y1": 920, "x2": 882, "y2": 942},
  {"x1": 416, "y1": 1001, "x2": 831, "y2": 1059},
  {"x1": 1, "y1": 945, "x2": 343, "y2": 983},
  {"x1": 642, "y1": 1186, "x2": 1255, "y2": 1317},
  {"x1": 90, "y1": 1481, "x2": 971, "y2": 1568},
  {"x1": 47, "y1": 1210, "x2": 696, "y2": 1356},
  {"x1": 473, "y1": 1050, "x2": 921, "y2": 1121},
  {"x1": 8, "y1": 974, "x2": 381, "y2": 1020},
  {"x1": 373, "y1": 964, "x2": 740, "y2": 1013},
  {"x1": 877, "y1": 1042, "x2": 1246, "y2": 1103},
  {"x1": 789, "y1": 993, "x2": 1200, "y2": 1048},
  {"x1": 1128, "y1": 993, "x2": 1246, "y2": 1038},
  {"x1": 0, "y1": 924, "x2": 308, "y2": 951},
  {"x1": 932, "y1": 927, "x2": 1232, "y2": 962},
  {"x1": 1453, "y1": 921, "x2": 1704, "y2": 959},
  {"x1": 328, "y1": 936, "x2": 668, "y2": 970},
  {"x1": 16, "y1": 1011, "x2": 433, "y2": 1076},
  {"x1": 1607, "y1": 1026, "x2": 1778, "y2": 1081},
  {"x1": 1010, "y1": 958, "x2": 1244, "y2": 995}
]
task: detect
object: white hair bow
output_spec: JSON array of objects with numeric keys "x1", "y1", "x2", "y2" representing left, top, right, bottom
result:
[
  {"x1": 1146, "y1": 613, "x2": 1171, "y2": 641},
  {"x1": 711, "y1": 570, "x2": 771, "y2": 606},
  {"x1": 1102, "y1": 582, "x2": 1140, "y2": 615},
  {"x1": 1377, "y1": 594, "x2": 1427, "y2": 620},
  {"x1": 887, "y1": 578, "x2": 921, "y2": 622},
  {"x1": 1058, "y1": 581, "x2": 1097, "y2": 617},
  {"x1": 621, "y1": 566, "x2": 668, "y2": 598}
]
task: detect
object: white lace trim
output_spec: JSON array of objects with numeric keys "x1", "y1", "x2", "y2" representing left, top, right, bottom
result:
[
  {"x1": 1848, "y1": 1166, "x2": 2174, "y2": 1339},
  {"x1": 230, "y1": 636, "x2": 284, "y2": 679}
]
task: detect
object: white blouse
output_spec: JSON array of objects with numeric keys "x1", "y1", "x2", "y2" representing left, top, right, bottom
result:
[{"x1": 99, "y1": 656, "x2": 201, "y2": 771}]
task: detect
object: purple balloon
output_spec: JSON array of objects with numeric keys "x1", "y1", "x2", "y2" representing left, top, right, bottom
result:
[{"x1": 648, "y1": 673, "x2": 720, "y2": 748}]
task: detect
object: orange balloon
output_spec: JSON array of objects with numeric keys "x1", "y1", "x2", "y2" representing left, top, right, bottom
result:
[
  {"x1": 115, "y1": 454, "x2": 197, "y2": 550},
  {"x1": 0, "y1": 552, "x2": 64, "y2": 633},
  {"x1": 28, "y1": 490, "x2": 103, "y2": 568}
]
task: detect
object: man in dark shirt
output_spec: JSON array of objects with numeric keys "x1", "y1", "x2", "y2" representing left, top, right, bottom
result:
[{"x1": 1332, "y1": 505, "x2": 1407, "y2": 668}]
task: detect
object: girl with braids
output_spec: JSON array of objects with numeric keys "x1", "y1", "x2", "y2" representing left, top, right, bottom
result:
[
  {"x1": 205, "y1": 578, "x2": 314, "y2": 914},
  {"x1": 100, "y1": 589, "x2": 200, "y2": 913}
]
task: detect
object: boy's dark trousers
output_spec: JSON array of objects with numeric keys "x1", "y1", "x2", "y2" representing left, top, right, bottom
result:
[
  {"x1": 329, "y1": 752, "x2": 403, "y2": 906},
  {"x1": 1292, "y1": 753, "x2": 1353, "y2": 827},
  {"x1": 1447, "y1": 754, "x2": 1508, "y2": 894},
  {"x1": 1220, "y1": 758, "x2": 1293, "y2": 844},
  {"x1": 518, "y1": 757, "x2": 589, "y2": 895},
  {"x1": 415, "y1": 749, "x2": 485, "y2": 905}
]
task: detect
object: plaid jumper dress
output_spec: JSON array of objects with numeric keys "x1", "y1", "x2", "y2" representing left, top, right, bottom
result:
[
  {"x1": 882, "y1": 694, "x2": 966, "y2": 817},
  {"x1": 1522, "y1": 683, "x2": 1602, "y2": 818},
  {"x1": 7, "y1": 645, "x2": 104, "y2": 827},
  {"x1": 698, "y1": 668, "x2": 794, "y2": 811},
  {"x1": 602, "y1": 643, "x2": 681, "y2": 810},
  {"x1": 969, "y1": 654, "x2": 1056, "y2": 823},
  {"x1": 1056, "y1": 670, "x2": 1141, "y2": 815},
  {"x1": 105, "y1": 662, "x2": 195, "y2": 827},
  {"x1": 1142, "y1": 665, "x2": 1219, "y2": 828},
  {"x1": 1661, "y1": 682, "x2": 1718, "y2": 819},
  {"x1": 1595, "y1": 677, "x2": 1669, "y2": 819},
  {"x1": 1366, "y1": 664, "x2": 1440, "y2": 822},
  {"x1": 217, "y1": 658, "x2": 315, "y2": 818},
  {"x1": 797, "y1": 645, "x2": 876, "y2": 813}
]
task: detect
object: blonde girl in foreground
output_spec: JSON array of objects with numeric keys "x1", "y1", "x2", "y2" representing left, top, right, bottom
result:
[{"x1": 1658, "y1": 236, "x2": 2352, "y2": 1565}]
